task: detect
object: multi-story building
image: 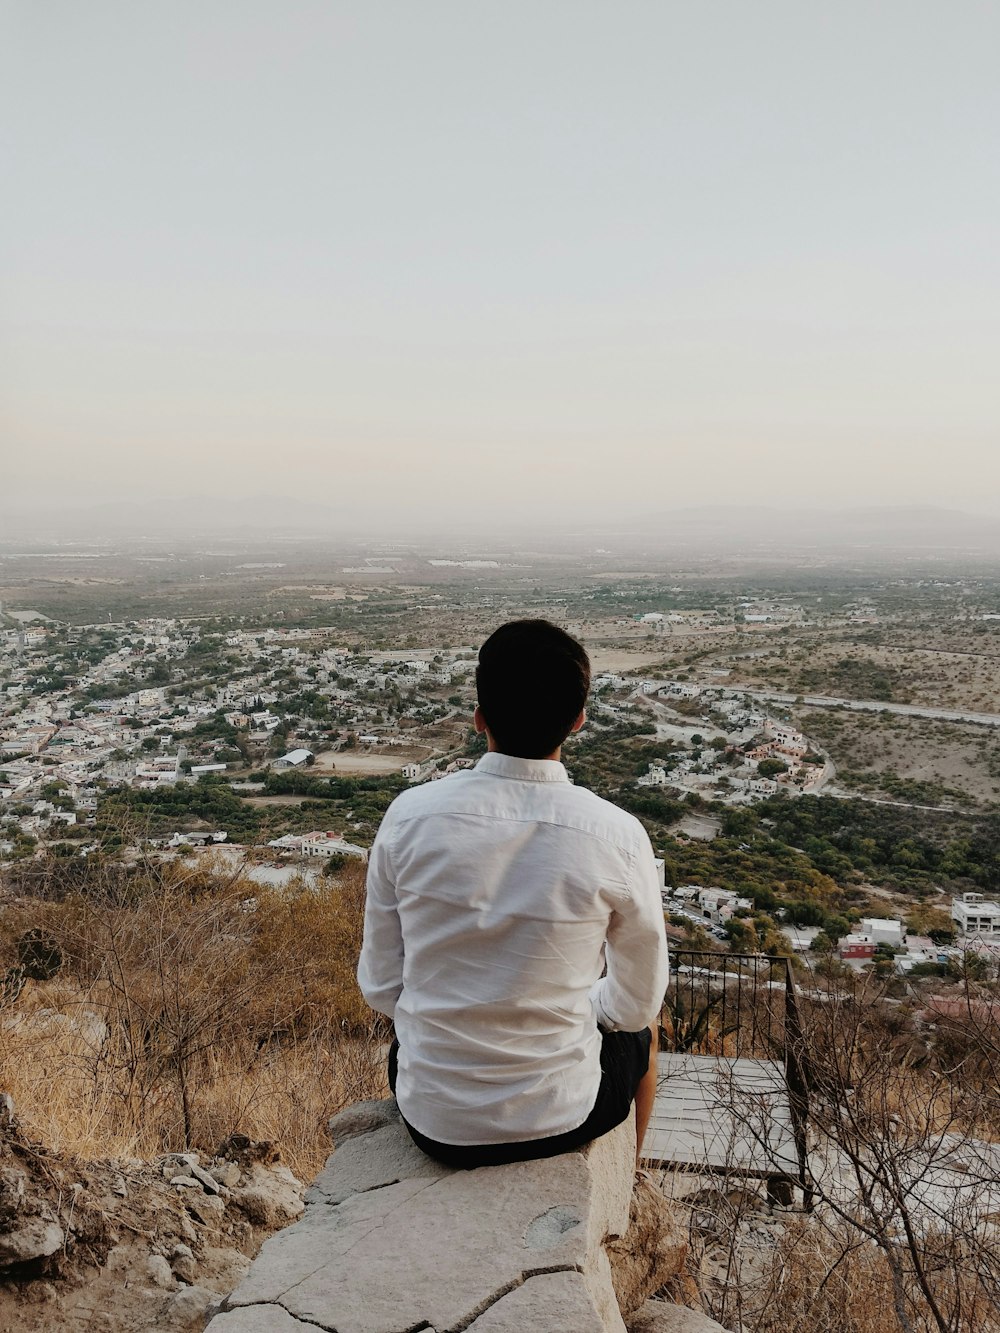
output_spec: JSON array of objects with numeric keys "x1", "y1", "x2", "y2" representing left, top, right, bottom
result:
[
  {"x1": 951, "y1": 892, "x2": 1000, "y2": 938},
  {"x1": 697, "y1": 887, "x2": 753, "y2": 925}
]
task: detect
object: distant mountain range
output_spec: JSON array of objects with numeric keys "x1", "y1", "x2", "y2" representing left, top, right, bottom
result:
[
  {"x1": 0, "y1": 495, "x2": 362, "y2": 541},
  {"x1": 3, "y1": 499, "x2": 1000, "y2": 558},
  {"x1": 613, "y1": 505, "x2": 1000, "y2": 553}
]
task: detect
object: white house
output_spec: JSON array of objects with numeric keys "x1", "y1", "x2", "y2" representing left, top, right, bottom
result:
[
  {"x1": 697, "y1": 887, "x2": 752, "y2": 925},
  {"x1": 298, "y1": 831, "x2": 367, "y2": 860},
  {"x1": 659, "y1": 681, "x2": 702, "y2": 700},
  {"x1": 594, "y1": 674, "x2": 625, "y2": 691},
  {"x1": 766, "y1": 722, "x2": 806, "y2": 749},
  {"x1": 134, "y1": 755, "x2": 179, "y2": 784},
  {"x1": 402, "y1": 762, "x2": 421, "y2": 781},
  {"x1": 951, "y1": 892, "x2": 1000, "y2": 938},
  {"x1": 167, "y1": 830, "x2": 227, "y2": 848},
  {"x1": 860, "y1": 917, "x2": 904, "y2": 947},
  {"x1": 897, "y1": 934, "x2": 948, "y2": 972},
  {"x1": 251, "y1": 711, "x2": 281, "y2": 733}
]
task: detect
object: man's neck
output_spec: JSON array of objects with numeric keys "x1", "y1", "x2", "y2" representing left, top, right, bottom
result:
[{"x1": 486, "y1": 737, "x2": 562, "y2": 762}]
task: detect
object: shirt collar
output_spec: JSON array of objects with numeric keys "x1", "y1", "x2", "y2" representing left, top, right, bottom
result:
[{"x1": 475, "y1": 752, "x2": 572, "y2": 784}]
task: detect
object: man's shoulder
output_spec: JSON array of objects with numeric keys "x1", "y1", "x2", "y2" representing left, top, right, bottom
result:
[
  {"x1": 555, "y1": 782, "x2": 650, "y2": 854},
  {"x1": 381, "y1": 770, "x2": 476, "y2": 821}
]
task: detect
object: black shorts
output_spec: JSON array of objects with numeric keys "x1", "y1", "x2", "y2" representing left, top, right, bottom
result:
[{"x1": 388, "y1": 1026, "x2": 652, "y2": 1170}]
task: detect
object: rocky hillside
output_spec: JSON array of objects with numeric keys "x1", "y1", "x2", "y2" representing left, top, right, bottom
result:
[{"x1": 0, "y1": 1097, "x2": 305, "y2": 1333}]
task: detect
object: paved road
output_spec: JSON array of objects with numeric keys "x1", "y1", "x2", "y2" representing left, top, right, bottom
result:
[{"x1": 742, "y1": 689, "x2": 1000, "y2": 729}]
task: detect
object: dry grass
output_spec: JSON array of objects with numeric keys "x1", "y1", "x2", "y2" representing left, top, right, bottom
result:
[
  {"x1": 666, "y1": 1156, "x2": 1000, "y2": 1333},
  {"x1": 735, "y1": 1214, "x2": 1000, "y2": 1333},
  {"x1": 0, "y1": 855, "x2": 387, "y2": 1180}
]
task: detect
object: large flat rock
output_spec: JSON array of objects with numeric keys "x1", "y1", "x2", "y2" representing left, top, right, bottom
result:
[
  {"x1": 306, "y1": 1119, "x2": 451, "y2": 1205},
  {"x1": 206, "y1": 1305, "x2": 314, "y2": 1332},
  {"x1": 208, "y1": 1099, "x2": 694, "y2": 1333},
  {"x1": 227, "y1": 1142, "x2": 625, "y2": 1332},
  {"x1": 465, "y1": 1270, "x2": 611, "y2": 1332}
]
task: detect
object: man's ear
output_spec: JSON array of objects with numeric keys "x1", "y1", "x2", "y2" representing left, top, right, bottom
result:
[
  {"x1": 570, "y1": 709, "x2": 586, "y2": 734},
  {"x1": 473, "y1": 704, "x2": 488, "y2": 735}
]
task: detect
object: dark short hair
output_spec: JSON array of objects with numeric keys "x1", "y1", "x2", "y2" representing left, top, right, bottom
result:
[{"x1": 475, "y1": 620, "x2": 590, "y2": 759}]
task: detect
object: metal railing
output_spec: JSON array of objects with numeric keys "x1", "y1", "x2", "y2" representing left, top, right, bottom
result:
[{"x1": 660, "y1": 949, "x2": 811, "y2": 1202}]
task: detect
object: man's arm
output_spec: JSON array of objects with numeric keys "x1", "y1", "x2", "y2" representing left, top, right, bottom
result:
[
  {"x1": 356, "y1": 821, "x2": 404, "y2": 1019},
  {"x1": 589, "y1": 834, "x2": 669, "y2": 1032}
]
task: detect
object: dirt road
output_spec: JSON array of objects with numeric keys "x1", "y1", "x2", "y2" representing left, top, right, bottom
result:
[{"x1": 746, "y1": 689, "x2": 1000, "y2": 729}]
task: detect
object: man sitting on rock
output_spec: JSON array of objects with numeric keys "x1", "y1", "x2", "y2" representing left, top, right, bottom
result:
[{"x1": 357, "y1": 619, "x2": 669, "y2": 1169}]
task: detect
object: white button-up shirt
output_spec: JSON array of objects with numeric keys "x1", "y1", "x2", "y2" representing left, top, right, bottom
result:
[{"x1": 357, "y1": 751, "x2": 669, "y2": 1146}]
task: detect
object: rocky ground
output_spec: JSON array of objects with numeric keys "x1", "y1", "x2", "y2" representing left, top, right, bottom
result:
[{"x1": 0, "y1": 1097, "x2": 305, "y2": 1333}]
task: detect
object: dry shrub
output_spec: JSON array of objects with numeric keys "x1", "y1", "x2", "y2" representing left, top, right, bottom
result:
[
  {"x1": 799, "y1": 996, "x2": 1000, "y2": 1333},
  {"x1": 245, "y1": 858, "x2": 373, "y2": 1035},
  {"x1": 0, "y1": 855, "x2": 386, "y2": 1178},
  {"x1": 695, "y1": 981, "x2": 1000, "y2": 1333},
  {"x1": 672, "y1": 1158, "x2": 1000, "y2": 1333},
  {"x1": 742, "y1": 1215, "x2": 998, "y2": 1333}
]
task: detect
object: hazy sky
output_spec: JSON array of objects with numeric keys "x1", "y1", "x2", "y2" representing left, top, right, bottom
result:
[{"x1": 3, "y1": 2, "x2": 999, "y2": 524}]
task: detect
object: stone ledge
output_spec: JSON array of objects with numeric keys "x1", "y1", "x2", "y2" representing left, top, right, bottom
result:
[{"x1": 207, "y1": 1100, "x2": 714, "y2": 1333}]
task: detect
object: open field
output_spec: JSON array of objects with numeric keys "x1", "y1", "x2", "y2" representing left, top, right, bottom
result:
[
  {"x1": 313, "y1": 749, "x2": 430, "y2": 775},
  {"x1": 584, "y1": 646, "x2": 681, "y2": 673},
  {"x1": 720, "y1": 629, "x2": 1000, "y2": 714},
  {"x1": 408, "y1": 718, "x2": 469, "y2": 749},
  {"x1": 795, "y1": 708, "x2": 1000, "y2": 806}
]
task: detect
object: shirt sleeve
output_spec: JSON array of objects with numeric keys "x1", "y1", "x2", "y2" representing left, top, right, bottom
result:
[
  {"x1": 356, "y1": 818, "x2": 404, "y2": 1019},
  {"x1": 589, "y1": 831, "x2": 669, "y2": 1032}
]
